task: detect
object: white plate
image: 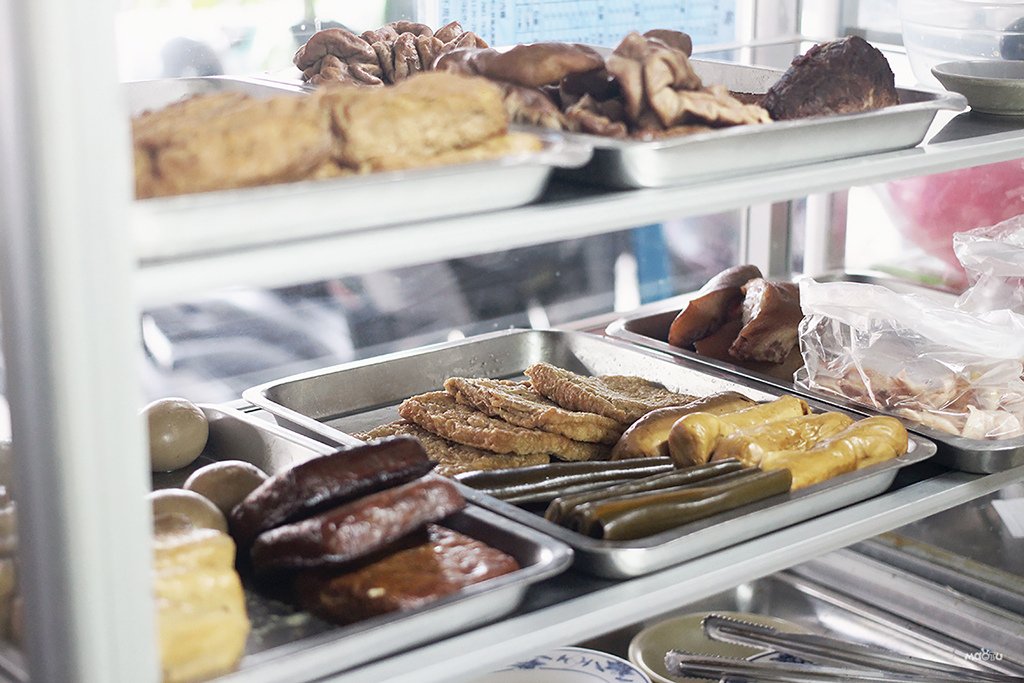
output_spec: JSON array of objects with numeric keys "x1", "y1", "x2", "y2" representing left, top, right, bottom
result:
[
  {"x1": 628, "y1": 611, "x2": 810, "y2": 683},
  {"x1": 472, "y1": 647, "x2": 651, "y2": 682},
  {"x1": 932, "y1": 60, "x2": 1024, "y2": 116}
]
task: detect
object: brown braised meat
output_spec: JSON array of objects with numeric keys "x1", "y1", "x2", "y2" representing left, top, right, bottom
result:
[
  {"x1": 398, "y1": 391, "x2": 608, "y2": 461},
  {"x1": 470, "y1": 43, "x2": 605, "y2": 89},
  {"x1": 667, "y1": 264, "x2": 764, "y2": 348},
  {"x1": 228, "y1": 436, "x2": 433, "y2": 548},
  {"x1": 564, "y1": 95, "x2": 629, "y2": 137},
  {"x1": 524, "y1": 363, "x2": 696, "y2": 424},
  {"x1": 761, "y1": 35, "x2": 899, "y2": 120},
  {"x1": 298, "y1": 22, "x2": 487, "y2": 86},
  {"x1": 444, "y1": 377, "x2": 624, "y2": 444},
  {"x1": 605, "y1": 33, "x2": 769, "y2": 131},
  {"x1": 497, "y1": 83, "x2": 568, "y2": 130},
  {"x1": 643, "y1": 29, "x2": 693, "y2": 56},
  {"x1": 558, "y1": 69, "x2": 619, "y2": 109},
  {"x1": 355, "y1": 421, "x2": 549, "y2": 476},
  {"x1": 294, "y1": 524, "x2": 519, "y2": 624},
  {"x1": 606, "y1": 31, "x2": 703, "y2": 124},
  {"x1": 729, "y1": 279, "x2": 803, "y2": 364},
  {"x1": 250, "y1": 477, "x2": 465, "y2": 572}
]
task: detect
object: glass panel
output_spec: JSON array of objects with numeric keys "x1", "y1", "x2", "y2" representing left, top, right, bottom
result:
[
  {"x1": 140, "y1": 217, "x2": 743, "y2": 402},
  {"x1": 115, "y1": 0, "x2": 740, "y2": 80}
]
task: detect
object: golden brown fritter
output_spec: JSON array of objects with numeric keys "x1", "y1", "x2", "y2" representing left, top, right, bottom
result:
[
  {"x1": 322, "y1": 71, "x2": 508, "y2": 171},
  {"x1": 524, "y1": 362, "x2": 696, "y2": 424},
  {"x1": 133, "y1": 92, "x2": 333, "y2": 198},
  {"x1": 398, "y1": 392, "x2": 608, "y2": 461},
  {"x1": 444, "y1": 377, "x2": 623, "y2": 444},
  {"x1": 369, "y1": 132, "x2": 542, "y2": 172},
  {"x1": 354, "y1": 421, "x2": 548, "y2": 476}
]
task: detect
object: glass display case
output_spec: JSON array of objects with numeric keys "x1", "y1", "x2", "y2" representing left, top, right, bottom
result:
[{"x1": 1, "y1": 1, "x2": 1022, "y2": 681}]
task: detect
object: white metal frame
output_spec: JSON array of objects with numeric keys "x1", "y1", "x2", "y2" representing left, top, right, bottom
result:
[{"x1": 0, "y1": 0, "x2": 157, "y2": 681}]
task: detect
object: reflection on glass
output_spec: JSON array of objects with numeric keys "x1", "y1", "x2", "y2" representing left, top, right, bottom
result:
[{"x1": 140, "y1": 219, "x2": 742, "y2": 402}]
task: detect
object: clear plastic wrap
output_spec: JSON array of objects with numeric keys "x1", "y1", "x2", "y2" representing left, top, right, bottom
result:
[
  {"x1": 953, "y1": 215, "x2": 1024, "y2": 314},
  {"x1": 796, "y1": 216, "x2": 1024, "y2": 439}
]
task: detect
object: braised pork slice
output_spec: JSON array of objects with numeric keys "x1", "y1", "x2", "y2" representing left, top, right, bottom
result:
[
  {"x1": 729, "y1": 279, "x2": 802, "y2": 364},
  {"x1": 667, "y1": 264, "x2": 764, "y2": 349}
]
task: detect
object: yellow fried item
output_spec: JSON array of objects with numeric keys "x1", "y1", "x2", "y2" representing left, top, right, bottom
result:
[
  {"x1": 610, "y1": 392, "x2": 755, "y2": 460},
  {"x1": 154, "y1": 519, "x2": 250, "y2": 683},
  {"x1": 667, "y1": 395, "x2": 809, "y2": 467},
  {"x1": 758, "y1": 416, "x2": 909, "y2": 490},
  {"x1": 711, "y1": 412, "x2": 854, "y2": 467}
]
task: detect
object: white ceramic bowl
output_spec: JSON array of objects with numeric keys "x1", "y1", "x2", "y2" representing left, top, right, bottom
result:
[
  {"x1": 899, "y1": 0, "x2": 1024, "y2": 86},
  {"x1": 470, "y1": 647, "x2": 651, "y2": 683}
]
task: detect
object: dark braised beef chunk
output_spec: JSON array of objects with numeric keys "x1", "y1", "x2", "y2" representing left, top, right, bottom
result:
[
  {"x1": 559, "y1": 68, "x2": 619, "y2": 109},
  {"x1": 499, "y1": 83, "x2": 568, "y2": 130},
  {"x1": 761, "y1": 35, "x2": 898, "y2": 120},
  {"x1": 564, "y1": 94, "x2": 629, "y2": 137}
]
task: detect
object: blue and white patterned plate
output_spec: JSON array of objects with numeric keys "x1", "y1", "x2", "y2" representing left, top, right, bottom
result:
[{"x1": 472, "y1": 646, "x2": 652, "y2": 682}]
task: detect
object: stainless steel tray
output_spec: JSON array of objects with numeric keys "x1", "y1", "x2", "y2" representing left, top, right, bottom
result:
[
  {"x1": 606, "y1": 271, "x2": 1024, "y2": 475},
  {"x1": 586, "y1": 552, "x2": 1024, "y2": 677},
  {"x1": 553, "y1": 59, "x2": 965, "y2": 189},
  {"x1": 854, "y1": 482, "x2": 1024, "y2": 617},
  {"x1": 153, "y1": 404, "x2": 573, "y2": 683},
  {"x1": 124, "y1": 76, "x2": 592, "y2": 263},
  {"x1": 243, "y1": 329, "x2": 935, "y2": 579}
]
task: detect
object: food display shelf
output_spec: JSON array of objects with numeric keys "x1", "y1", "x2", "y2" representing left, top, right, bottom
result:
[
  {"x1": 134, "y1": 112, "x2": 1024, "y2": 307},
  {"x1": 224, "y1": 410, "x2": 1021, "y2": 683}
]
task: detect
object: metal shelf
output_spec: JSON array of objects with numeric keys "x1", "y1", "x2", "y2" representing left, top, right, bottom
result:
[
  {"x1": 134, "y1": 111, "x2": 1024, "y2": 307},
  {"x1": 324, "y1": 463, "x2": 1024, "y2": 683}
]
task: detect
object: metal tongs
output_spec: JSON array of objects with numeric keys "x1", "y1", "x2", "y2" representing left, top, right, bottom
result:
[{"x1": 663, "y1": 613, "x2": 1020, "y2": 683}]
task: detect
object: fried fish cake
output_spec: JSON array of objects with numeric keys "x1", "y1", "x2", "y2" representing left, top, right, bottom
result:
[
  {"x1": 524, "y1": 363, "x2": 696, "y2": 424},
  {"x1": 398, "y1": 392, "x2": 608, "y2": 461},
  {"x1": 355, "y1": 421, "x2": 549, "y2": 476},
  {"x1": 445, "y1": 377, "x2": 622, "y2": 444}
]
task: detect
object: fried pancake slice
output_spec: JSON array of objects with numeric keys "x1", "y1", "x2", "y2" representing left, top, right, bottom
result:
[
  {"x1": 398, "y1": 392, "x2": 608, "y2": 461},
  {"x1": 524, "y1": 362, "x2": 696, "y2": 424},
  {"x1": 134, "y1": 92, "x2": 333, "y2": 198},
  {"x1": 444, "y1": 377, "x2": 623, "y2": 444},
  {"x1": 368, "y1": 131, "x2": 542, "y2": 172},
  {"x1": 323, "y1": 71, "x2": 508, "y2": 171},
  {"x1": 354, "y1": 421, "x2": 548, "y2": 476}
]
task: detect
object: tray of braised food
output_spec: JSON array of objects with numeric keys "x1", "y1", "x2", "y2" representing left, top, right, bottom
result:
[
  {"x1": 145, "y1": 402, "x2": 572, "y2": 683},
  {"x1": 244, "y1": 329, "x2": 935, "y2": 578},
  {"x1": 296, "y1": 20, "x2": 965, "y2": 188},
  {"x1": 127, "y1": 57, "x2": 589, "y2": 261},
  {"x1": 605, "y1": 266, "x2": 1024, "y2": 475}
]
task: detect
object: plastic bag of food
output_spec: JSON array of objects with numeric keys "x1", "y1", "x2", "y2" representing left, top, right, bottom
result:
[
  {"x1": 953, "y1": 214, "x2": 1024, "y2": 314},
  {"x1": 795, "y1": 278, "x2": 1024, "y2": 439}
]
